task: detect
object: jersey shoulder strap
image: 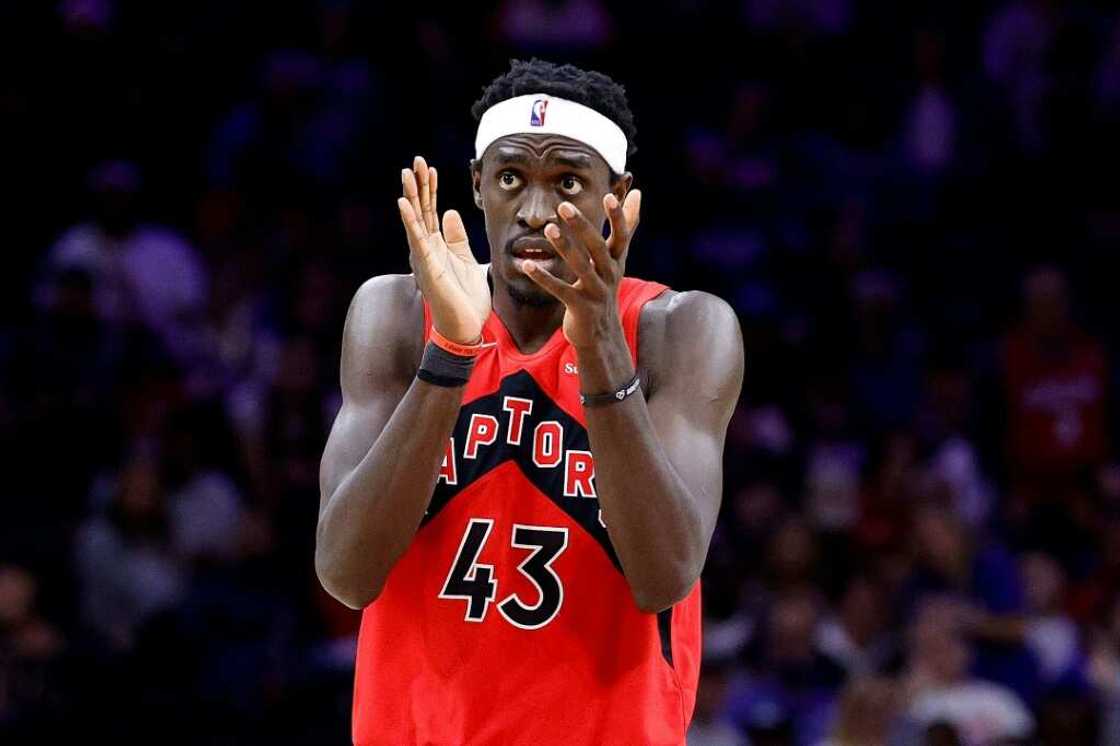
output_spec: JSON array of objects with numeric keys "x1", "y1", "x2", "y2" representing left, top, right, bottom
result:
[{"x1": 618, "y1": 276, "x2": 671, "y2": 364}]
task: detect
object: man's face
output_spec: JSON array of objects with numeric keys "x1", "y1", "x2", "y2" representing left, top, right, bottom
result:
[{"x1": 471, "y1": 133, "x2": 630, "y2": 306}]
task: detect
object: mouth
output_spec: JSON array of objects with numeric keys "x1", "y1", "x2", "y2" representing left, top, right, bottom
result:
[
  {"x1": 510, "y1": 237, "x2": 560, "y2": 274},
  {"x1": 510, "y1": 238, "x2": 557, "y2": 261}
]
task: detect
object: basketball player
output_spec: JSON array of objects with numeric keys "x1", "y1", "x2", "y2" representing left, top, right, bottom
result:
[{"x1": 316, "y1": 59, "x2": 744, "y2": 745}]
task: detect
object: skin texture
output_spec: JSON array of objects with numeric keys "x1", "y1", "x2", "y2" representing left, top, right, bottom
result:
[{"x1": 316, "y1": 134, "x2": 744, "y2": 613}]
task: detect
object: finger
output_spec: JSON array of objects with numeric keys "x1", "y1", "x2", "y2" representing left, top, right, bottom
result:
[
  {"x1": 545, "y1": 221, "x2": 596, "y2": 283},
  {"x1": 397, "y1": 198, "x2": 430, "y2": 257},
  {"x1": 622, "y1": 189, "x2": 642, "y2": 233},
  {"x1": 430, "y1": 167, "x2": 438, "y2": 226},
  {"x1": 558, "y1": 201, "x2": 612, "y2": 274},
  {"x1": 415, "y1": 156, "x2": 437, "y2": 234},
  {"x1": 604, "y1": 192, "x2": 628, "y2": 259},
  {"x1": 522, "y1": 259, "x2": 578, "y2": 305},
  {"x1": 616, "y1": 189, "x2": 642, "y2": 261},
  {"x1": 402, "y1": 164, "x2": 426, "y2": 237},
  {"x1": 442, "y1": 209, "x2": 473, "y2": 260},
  {"x1": 399, "y1": 198, "x2": 443, "y2": 285}
]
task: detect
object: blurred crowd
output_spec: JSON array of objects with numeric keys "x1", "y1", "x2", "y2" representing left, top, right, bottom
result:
[{"x1": 3, "y1": 1, "x2": 1120, "y2": 744}]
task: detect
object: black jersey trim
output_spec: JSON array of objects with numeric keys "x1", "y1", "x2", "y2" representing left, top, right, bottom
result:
[
  {"x1": 657, "y1": 607, "x2": 674, "y2": 667},
  {"x1": 421, "y1": 370, "x2": 623, "y2": 573}
]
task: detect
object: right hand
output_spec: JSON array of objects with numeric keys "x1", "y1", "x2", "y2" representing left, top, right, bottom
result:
[{"x1": 397, "y1": 156, "x2": 491, "y2": 344}]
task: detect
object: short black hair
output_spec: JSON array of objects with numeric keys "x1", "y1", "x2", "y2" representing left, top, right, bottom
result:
[{"x1": 471, "y1": 58, "x2": 638, "y2": 169}]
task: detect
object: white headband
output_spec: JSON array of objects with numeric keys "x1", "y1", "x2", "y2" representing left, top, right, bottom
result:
[{"x1": 474, "y1": 93, "x2": 627, "y2": 174}]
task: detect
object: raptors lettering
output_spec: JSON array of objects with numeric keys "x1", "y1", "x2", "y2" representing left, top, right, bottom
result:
[{"x1": 438, "y1": 394, "x2": 597, "y2": 498}]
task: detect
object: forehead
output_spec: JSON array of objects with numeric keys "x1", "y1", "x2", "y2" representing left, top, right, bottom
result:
[{"x1": 482, "y1": 133, "x2": 607, "y2": 173}]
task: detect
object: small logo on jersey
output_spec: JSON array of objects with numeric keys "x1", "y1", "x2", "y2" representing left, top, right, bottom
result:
[
  {"x1": 564, "y1": 362, "x2": 578, "y2": 375},
  {"x1": 530, "y1": 99, "x2": 548, "y2": 126}
]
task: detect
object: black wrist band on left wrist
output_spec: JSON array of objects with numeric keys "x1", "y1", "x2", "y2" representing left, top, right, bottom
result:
[{"x1": 580, "y1": 372, "x2": 641, "y2": 407}]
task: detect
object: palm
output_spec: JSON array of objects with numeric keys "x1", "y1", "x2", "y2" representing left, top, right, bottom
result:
[
  {"x1": 399, "y1": 157, "x2": 491, "y2": 343},
  {"x1": 553, "y1": 274, "x2": 614, "y2": 348},
  {"x1": 560, "y1": 283, "x2": 587, "y2": 346}
]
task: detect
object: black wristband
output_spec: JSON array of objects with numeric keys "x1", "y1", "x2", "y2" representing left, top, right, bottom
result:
[
  {"x1": 580, "y1": 372, "x2": 641, "y2": 407},
  {"x1": 417, "y1": 341, "x2": 475, "y2": 388}
]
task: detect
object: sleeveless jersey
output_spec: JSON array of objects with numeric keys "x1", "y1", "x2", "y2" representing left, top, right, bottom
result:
[{"x1": 351, "y1": 276, "x2": 702, "y2": 745}]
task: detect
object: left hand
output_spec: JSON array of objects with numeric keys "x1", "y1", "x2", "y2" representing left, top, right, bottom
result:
[{"x1": 522, "y1": 189, "x2": 642, "y2": 348}]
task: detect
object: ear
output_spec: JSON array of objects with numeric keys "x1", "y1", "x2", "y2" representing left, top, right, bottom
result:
[{"x1": 470, "y1": 159, "x2": 483, "y2": 210}]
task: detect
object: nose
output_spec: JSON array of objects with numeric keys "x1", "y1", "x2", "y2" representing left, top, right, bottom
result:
[{"x1": 515, "y1": 185, "x2": 558, "y2": 231}]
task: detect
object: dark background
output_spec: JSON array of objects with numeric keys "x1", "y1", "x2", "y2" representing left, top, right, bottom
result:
[{"x1": 2, "y1": 1, "x2": 1119, "y2": 744}]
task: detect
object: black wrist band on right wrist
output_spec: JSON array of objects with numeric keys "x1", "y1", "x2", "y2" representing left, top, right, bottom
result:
[
  {"x1": 417, "y1": 340, "x2": 476, "y2": 387},
  {"x1": 417, "y1": 368, "x2": 470, "y2": 388}
]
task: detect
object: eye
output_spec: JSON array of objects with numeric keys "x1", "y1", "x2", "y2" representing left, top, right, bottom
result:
[
  {"x1": 498, "y1": 171, "x2": 522, "y2": 190},
  {"x1": 560, "y1": 175, "x2": 583, "y2": 196}
]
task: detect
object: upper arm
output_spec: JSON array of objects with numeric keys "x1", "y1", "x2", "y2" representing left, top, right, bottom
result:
[
  {"x1": 644, "y1": 291, "x2": 744, "y2": 542},
  {"x1": 318, "y1": 274, "x2": 422, "y2": 520}
]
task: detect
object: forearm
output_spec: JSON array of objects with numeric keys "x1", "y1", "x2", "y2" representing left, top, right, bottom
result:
[
  {"x1": 316, "y1": 378, "x2": 462, "y2": 608},
  {"x1": 577, "y1": 332, "x2": 704, "y2": 612}
]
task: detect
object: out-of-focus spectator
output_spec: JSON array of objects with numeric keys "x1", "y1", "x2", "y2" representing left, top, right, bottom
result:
[
  {"x1": 208, "y1": 48, "x2": 378, "y2": 194},
  {"x1": 818, "y1": 676, "x2": 899, "y2": 746},
  {"x1": 1002, "y1": 266, "x2": 1109, "y2": 484},
  {"x1": 848, "y1": 269, "x2": 925, "y2": 435},
  {"x1": 1088, "y1": 596, "x2": 1120, "y2": 746},
  {"x1": 729, "y1": 591, "x2": 844, "y2": 746},
  {"x1": 1069, "y1": 514, "x2": 1120, "y2": 625},
  {"x1": 766, "y1": 516, "x2": 820, "y2": 594},
  {"x1": 162, "y1": 410, "x2": 245, "y2": 564},
  {"x1": 0, "y1": 565, "x2": 65, "y2": 733},
  {"x1": 1020, "y1": 552, "x2": 1083, "y2": 691},
  {"x1": 855, "y1": 431, "x2": 920, "y2": 555},
  {"x1": 925, "y1": 436, "x2": 995, "y2": 532},
  {"x1": 982, "y1": 0, "x2": 1054, "y2": 151},
  {"x1": 814, "y1": 575, "x2": 894, "y2": 677},
  {"x1": 804, "y1": 438, "x2": 863, "y2": 534},
  {"x1": 495, "y1": 0, "x2": 614, "y2": 51},
  {"x1": 903, "y1": 30, "x2": 957, "y2": 174},
  {"x1": 689, "y1": 619, "x2": 751, "y2": 746},
  {"x1": 74, "y1": 453, "x2": 187, "y2": 651},
  {"x1": 902, "y1": 600, "x2": 1035, "y2": 744},
  {"x1": 35, "y1": 161, "x2": 210, "y2": 367},
  {"x1": 904, "y1": 506, "x2": 1038, "y2": 702}
]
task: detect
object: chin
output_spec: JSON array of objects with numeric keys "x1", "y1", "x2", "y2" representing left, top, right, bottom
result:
[{"x1": 506, "y1": 279, "x2": 558, "y2": 308}]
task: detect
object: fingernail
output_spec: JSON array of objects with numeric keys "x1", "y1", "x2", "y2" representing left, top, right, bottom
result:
[
  {"x1": 605, "y1": 194, "x2": 619, "y2": 209},
  {"x1": 523, "y1": 260, "x2": 537, "y2": 272},
  {"x1": 558, "y1": 203, "x2": 574, "y2": 219},
  {"x1": 545, "y1": 223, "x2": 560, "y2": 239},
  {"x1": 401, "y1": 169, "x2": 408, "y2": 182}
]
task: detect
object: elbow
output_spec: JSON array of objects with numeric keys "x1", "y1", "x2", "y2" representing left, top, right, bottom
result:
[
  {"x1": 632, "y1": 566, "x2": 698, "y2": 614},
  {"x1": 314, "y1": 541, "x2": 383, "y2": 611}
]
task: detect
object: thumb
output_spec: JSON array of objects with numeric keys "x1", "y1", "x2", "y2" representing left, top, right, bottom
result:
[{"x1": 442, "y1": 210, "x2": 472, "y2": 258}]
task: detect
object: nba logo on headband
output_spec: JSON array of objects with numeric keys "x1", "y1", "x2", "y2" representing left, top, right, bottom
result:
[{"x1": 530, "y1": 99, "x2": 548, "y2": 126}]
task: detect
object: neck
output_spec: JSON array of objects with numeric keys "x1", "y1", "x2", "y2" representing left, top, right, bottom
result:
[{"x1": 489, "y1": 268, "x2": 565, "y2": 354}]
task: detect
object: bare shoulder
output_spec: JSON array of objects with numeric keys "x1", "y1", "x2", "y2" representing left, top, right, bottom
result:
[
  {"x1": 638, "y1": 289, "x2": 743, "y2": 400},
  {"x1": 340, "y1": 273, "x2": 424, "y2": 401}
]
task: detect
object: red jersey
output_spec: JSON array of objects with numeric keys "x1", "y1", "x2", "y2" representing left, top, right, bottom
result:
[
  {"x1": 352, "y1": 276, "x2": 701, "y2": 745},
  {"x1": 1003, "y1": 326, "x2": 1109, "y2": 478}
]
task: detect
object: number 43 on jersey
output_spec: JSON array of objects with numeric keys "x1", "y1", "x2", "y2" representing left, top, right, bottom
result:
[{"x1": 439, "y1": 518, "x2": 568, "y2": 630}]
